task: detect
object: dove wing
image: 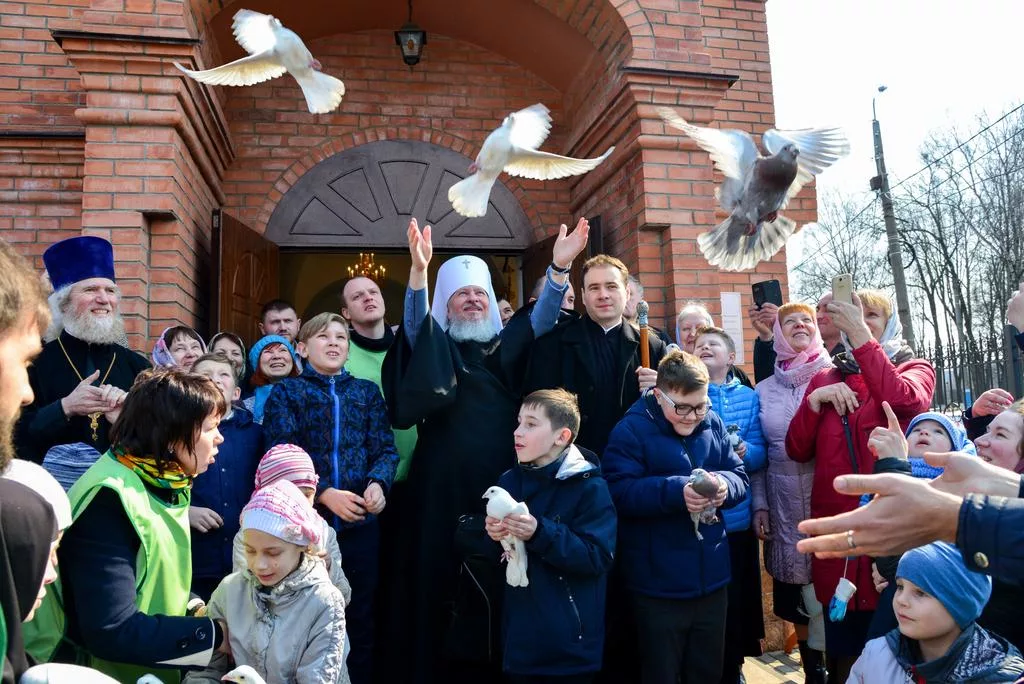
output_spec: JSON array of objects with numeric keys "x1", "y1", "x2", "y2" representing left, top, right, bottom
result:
[
  {"x1": 232, "y1": 9, "x2": 278, "y2": 55},
  {"x1": 503, "y1": 146, "x2": 614, "y2": 181},
  {"x1": 175, "y1": 52, "x2": 286, "y2": 87},
  {"x1": 507, "y1": 103, "x2": 553, "y2": 151},
  {"x1": 658, "y1": 107, "x2": 758, "y2": 181},
  {"x1": 763, "y1": 127, "x2": 850, "y2": 200}
]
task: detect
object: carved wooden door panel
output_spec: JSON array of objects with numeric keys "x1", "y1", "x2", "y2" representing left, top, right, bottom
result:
[
  {"x1": 265, "y1": 140, "x2": 533, "y2": 251},
  {"x1": 211, "y1": 209, "x2": 279, "y2": 345}
]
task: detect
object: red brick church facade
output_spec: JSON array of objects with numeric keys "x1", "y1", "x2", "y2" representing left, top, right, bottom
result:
[{"x1": 0, "y1": 0, "x2": 811, "y2": 355}]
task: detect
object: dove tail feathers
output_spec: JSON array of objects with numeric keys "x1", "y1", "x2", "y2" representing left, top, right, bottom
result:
[
  {"x1": 697, "y1": 213, "x2": 797, "y2": 272},
  {"x1": 448, "y1": 173, "x2": 496, "y2": 218},
  {"x1": 293, "y1": 70, "x2": 345, "y2": 114}
]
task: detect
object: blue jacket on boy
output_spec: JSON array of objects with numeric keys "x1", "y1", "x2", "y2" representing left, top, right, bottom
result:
[
  {"x1": 190, "y1": 405, "x2": 263, "y2": 584},
  {"x1": 497, "y1": 444, "x2": 617, "y2": 676},
  {"x1": 603, "y1": 391, "x2": 748, "y2": 599},
  {"x1": 263, "y1": 365, "x2": 400, "y2": 528},
  {"x1": 706, "y1": 376, "x2": 766, "y2": 533}
]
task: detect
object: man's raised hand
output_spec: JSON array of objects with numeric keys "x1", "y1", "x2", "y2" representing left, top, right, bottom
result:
[{"x1": 551, "y1": 217, "x2": 589, "y2": 271}]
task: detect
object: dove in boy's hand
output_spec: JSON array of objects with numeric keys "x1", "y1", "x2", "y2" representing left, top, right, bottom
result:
[
  {"x1": 483, "y1": 485, "x2": 530, "y2": 587},
  {"x1": 221, "y1": 665, "x2": 267, "y2": 684},
  {"x1": 658, "y1": 107, "x2": 849, "y2": 271},
  {"x1": 174, "y1": 9, "x2": 345, "y2": 114},
  {"x1": 448, "y1": 103, "x2": 614, "y2": 217},
  {"x1": 688, "y1": 468, "x2": 721, "y2": 541}
]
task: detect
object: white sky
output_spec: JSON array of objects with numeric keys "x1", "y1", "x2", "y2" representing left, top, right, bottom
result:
[{"x1": 765, "y1": 0, "x2": 1024, "y2": 269}]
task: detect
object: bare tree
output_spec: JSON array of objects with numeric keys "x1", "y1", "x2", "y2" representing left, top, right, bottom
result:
[{"x1": 790, "y1": 190, "x2": 891, "y2": 303}]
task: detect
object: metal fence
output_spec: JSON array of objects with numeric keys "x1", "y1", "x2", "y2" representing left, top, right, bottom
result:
[{"x1": 918, "y1": 326, "x2": 1024, "y2": 417}]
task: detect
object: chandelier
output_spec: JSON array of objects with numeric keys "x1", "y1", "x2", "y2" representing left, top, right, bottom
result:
[{"x1": 347, "y1": 252, "x2": 386, "y2": 281}]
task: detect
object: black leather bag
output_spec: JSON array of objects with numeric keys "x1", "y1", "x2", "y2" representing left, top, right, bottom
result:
[{"x1": 444, "y1": 513, "x2": 505, "y2": 665}]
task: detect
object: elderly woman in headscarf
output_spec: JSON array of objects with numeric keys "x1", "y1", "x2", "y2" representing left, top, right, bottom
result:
[
  {"x1": 152, "y1": 326, "x2": 207, "y2": 372},
  {"x1": 243, "y1": 335, "x2": 301, "y2": 424},
  {"x1": 750, "y1": 301, "x2": 834, "y2": 683},
  {"x1": 785, "y1": 289, "x2": 935, "y2": 682}
]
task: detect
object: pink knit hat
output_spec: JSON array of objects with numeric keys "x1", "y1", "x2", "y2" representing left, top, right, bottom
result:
[
  {"x1": 255, "y1": 444, "x2": 319, "y2": 491},
  {"x1": 240, "y1": 479, "x2": 322, "y2": 548}
]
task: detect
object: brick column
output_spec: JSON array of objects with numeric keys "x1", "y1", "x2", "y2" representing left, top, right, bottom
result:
[{"x1": 57, "y1": 31, "x2": 234, "y2": 349}]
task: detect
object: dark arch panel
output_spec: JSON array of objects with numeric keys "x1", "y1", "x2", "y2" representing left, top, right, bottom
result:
[{"x1": 265, "y1": 139, "x2": 534, "y2": 250}]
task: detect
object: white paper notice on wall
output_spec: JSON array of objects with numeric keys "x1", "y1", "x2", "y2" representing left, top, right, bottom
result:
[{"x1": 720, "y1": 292, "x2": 744, "y2": 365}]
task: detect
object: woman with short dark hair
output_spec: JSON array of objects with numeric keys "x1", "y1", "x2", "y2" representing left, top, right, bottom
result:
[{"x1": 27, "y1": 368, "x2": 230, "y2": 683}]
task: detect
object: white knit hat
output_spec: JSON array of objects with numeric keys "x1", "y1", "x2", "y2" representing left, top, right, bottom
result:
[
  {"x1": 240, "y1": 479, "x2": 322, "y2": 548},
  {"x1": 4, "y1": 459, "x2": 72, "y2": 531}
]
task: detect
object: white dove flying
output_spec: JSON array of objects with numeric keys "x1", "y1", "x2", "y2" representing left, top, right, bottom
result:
[
  {"x1": 658, "y1": 107, "x2": 849, "y2": 271},
  {"x1": 483, "y1": 485, "x2": 530, "y2": 587},
  {"x1": 221, "y1": 665, "x2": 267, "y2": 684},
  {"x1": 448, "y1": 103, "x2": 614, "y2": 218},
  {"x1": 175, "y1": 9, "x2": 345, "y2": 114}
]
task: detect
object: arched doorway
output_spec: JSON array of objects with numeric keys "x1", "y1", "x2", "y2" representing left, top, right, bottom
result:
[
  {"x1": 261, "y1": 139, "x2": 535, "y2": 325},
  {"x1": 265, "y1": 139, "x2": 534, "y2": 250}
]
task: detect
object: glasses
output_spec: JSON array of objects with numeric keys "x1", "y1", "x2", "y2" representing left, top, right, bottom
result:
[{"x1": 657, "y1": 390, "x2": 710, "y2": 418}]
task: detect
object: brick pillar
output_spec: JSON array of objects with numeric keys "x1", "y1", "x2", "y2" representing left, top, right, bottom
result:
[{"x1": 58, "y1": 32, "x2": 233, "y2": 349}]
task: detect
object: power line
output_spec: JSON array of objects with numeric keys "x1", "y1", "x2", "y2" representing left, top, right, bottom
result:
[
  {"x1": 886, "y1": 101, "x2": 1024, "y2": 195},
  {"x1": 790, "y1": 196, "x2": 879, "y2": 274}
]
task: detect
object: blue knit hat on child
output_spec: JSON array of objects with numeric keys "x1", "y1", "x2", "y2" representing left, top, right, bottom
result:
[
  {"x1": 906, "y1": 412, "x2": 976, "y2": 479},
  {"x1": 897, "y1": 542, "x2": 992, "y2": 629}
]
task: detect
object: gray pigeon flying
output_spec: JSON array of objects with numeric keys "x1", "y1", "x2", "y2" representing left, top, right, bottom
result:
[
  {"x1": 658, "y1": 107, "x2": 850, "y2": 271},
  {"x1": 688, "y1": 468, "x2": 721, "y2": 541}
]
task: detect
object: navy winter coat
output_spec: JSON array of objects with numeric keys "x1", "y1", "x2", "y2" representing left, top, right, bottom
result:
[
  {"x1": 190, "y1": 406, "x2": 263, "y2": 581},
  {"x1": 263, "y1": 366, "x2": 400, "y2": 529},
  {"x1": 497, "y1": 445, "x2": 617, "y2": 676},
  {"x1": 602, "y1": 392, "x2": 748, "y2": 599}
]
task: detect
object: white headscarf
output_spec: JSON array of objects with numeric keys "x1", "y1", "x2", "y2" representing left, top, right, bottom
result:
[
  {"x1": 3, "y1": 459, "x2": 72, "y2": 531},
  {"x1": 430, "y1": 255, "x2": 502, "y2": 336}
]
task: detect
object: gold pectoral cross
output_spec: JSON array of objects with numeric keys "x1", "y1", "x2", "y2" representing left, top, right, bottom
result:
[{"x1": 88, "y1": 412, "x2": 102, "y2": 442}]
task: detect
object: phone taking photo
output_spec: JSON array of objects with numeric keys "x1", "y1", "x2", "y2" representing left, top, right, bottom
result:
[
  {"x1": 832, "y1": 274, "x2": 853, "y2": 305},
  {"x1": 752, "y1": 279, "x2": 783, "y2": 308}
]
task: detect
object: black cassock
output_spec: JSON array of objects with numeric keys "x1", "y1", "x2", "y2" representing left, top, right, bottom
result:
[
  {"x1": 381, "y1": 310, "x2": 533, "y2": 684},
  {"x1": 15, "y1": 330, "x2": 150, "y2": 464}
]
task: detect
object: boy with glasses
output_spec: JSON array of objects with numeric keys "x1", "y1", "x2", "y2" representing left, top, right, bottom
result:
[{"x1": 602, "y1": 349, "x2": 749, "y2": 684}]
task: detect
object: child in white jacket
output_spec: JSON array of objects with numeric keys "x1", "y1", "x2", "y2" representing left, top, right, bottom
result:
[
  {"x1": 186, "y1": 480, "x2": 347, "y2": 684},
  {"x1": 848, "y1": 542, "x2": 1024, "y2": 683},
  {"x1": 231, "y1": 443, "x2": 352, "y2": 605}
]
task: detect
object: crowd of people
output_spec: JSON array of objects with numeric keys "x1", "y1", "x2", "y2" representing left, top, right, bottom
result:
[{"x1": 1, "y1": 222, "x2": 1024, "y2": 684}]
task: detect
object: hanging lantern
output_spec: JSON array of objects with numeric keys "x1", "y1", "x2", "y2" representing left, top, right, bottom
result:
[{"x1": 395, "y1": 0, "x2": 426, "y2": 67}]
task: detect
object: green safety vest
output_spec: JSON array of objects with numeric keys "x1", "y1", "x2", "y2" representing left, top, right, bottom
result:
[
  {"x1": 24, "y1": 453, "x2": 192, "y2": 683},
  {"x1": 345, "y1": 341, "x2": 418, "y2": 480}
]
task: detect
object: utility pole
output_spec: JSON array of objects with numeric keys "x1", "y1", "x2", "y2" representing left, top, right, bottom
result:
[{"x1": 870, "y1": 86, "x2": 916, "y2": 349}]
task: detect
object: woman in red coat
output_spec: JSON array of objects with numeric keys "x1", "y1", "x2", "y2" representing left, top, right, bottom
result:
[{"x1": 785, "y1": 289, "x2": 934, "y2": 681}]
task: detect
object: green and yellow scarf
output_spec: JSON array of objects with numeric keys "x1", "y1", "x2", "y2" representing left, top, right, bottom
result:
[{"x1": 112, "y1": 449, "x2": 192, "y2": 491}]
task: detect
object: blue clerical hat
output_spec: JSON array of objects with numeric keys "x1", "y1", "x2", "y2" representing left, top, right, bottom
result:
[{"x1": 43, "y1": 236, "x2": 116, "y2": 290}]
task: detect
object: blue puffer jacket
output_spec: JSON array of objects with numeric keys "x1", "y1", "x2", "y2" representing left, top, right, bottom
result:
[
  {"x1": 603, "y1": 392, "x2": 748, "y2": 599},
  {"x1": 190, "y1": 405, "x2": 263, "y2": 581},
  {"x1": 498, "y1": 445, "x2": 617, "y2": 676},
  {"x1": 263, "y1": 366, "x2": 400, "y2": 529},
  {"x1": 706, "y1": 377, "x2": 766, "y2": 533}
]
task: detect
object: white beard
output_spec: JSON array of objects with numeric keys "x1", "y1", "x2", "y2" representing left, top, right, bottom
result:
[
  {"x1": 448, "y1": 317, "x2": 498, "y2": 344},
  {"x1": 61, "y1": 309, "x2": 127, "y2": 346}
]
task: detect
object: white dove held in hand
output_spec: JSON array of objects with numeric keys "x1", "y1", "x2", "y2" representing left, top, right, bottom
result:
[
  {"x1": 448, "y1": 103, "x2": 614, "y2": 217},
  {"x1": 688, "y1": 468, "x2": 721, "y2": 541},
  {"x1": 19, "y1": 664, "x2": 163, "y2": 683},
  {"x1": 175, "y1": 9, "x2": 345, "y2": 114},
  {"x1": 483, "y1": 485, "x2": 530, "y2": 587},
  {"x1": 658, "y1": 107, "x2": 849, "y2": 271},
  {"x1": 221, "y1": 664, "x2": 267, "y2": 684}
]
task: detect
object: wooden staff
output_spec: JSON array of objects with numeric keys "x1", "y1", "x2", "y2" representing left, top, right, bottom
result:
[{"x1": 637, "y1": 300, "x2": 650, "y2": 368}]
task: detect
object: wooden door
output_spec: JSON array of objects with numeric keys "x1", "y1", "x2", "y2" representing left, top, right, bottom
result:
[{"x1": 211, "y1": 209, "x2": 279, "y2": 345}]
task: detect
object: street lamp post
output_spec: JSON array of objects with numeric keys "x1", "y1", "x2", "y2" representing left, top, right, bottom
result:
[{"x1": 870, "y1": 85, "x2": 917, "y2": 349}]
